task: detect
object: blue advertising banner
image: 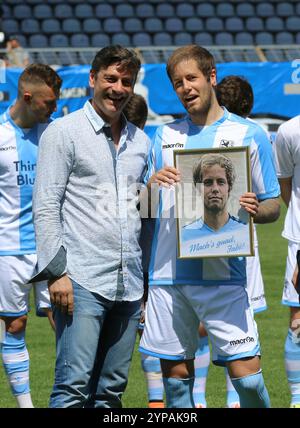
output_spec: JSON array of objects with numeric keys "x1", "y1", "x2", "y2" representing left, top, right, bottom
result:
[{"x1": 1, "y1": 62, "x2": 299, "y2": 122}]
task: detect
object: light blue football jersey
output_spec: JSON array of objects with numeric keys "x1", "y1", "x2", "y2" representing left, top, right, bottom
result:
[
  {"x1": 146, "y1": 108, "x2": 280, "y2": 287},
  {"x1": 0, "y1": 108, "x2": 48, "y2": 255},
  {"x1": 181, "y1": 215, "x2": 250, "y2": 258},
  {"x1": 0, "y1": 108, "x2": 10, "y2": 124}
]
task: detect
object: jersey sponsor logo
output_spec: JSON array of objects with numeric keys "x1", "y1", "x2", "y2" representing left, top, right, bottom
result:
[
  {"x1": 0, "y1": 145, "x2": 16, "y2": 151},
  {"x1": 229, "y1": 336, "x2": 255, "y2": 346},
  {"x1": 14, "y1": 160, "x2": 36, "y2": 186},
  {"x1": 219, "y1": 139, "x2": 235, "y2": 148},
  {"x1": 60, "y1": 87, "x2": 91, "y2": 99},
  {"x1": 162, "y1": 143, "x2": 184, "y2": 149}
]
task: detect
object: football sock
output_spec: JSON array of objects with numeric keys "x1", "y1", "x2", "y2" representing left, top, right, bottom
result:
[
  {"x1": 148, "y1": 401, "x2": 165, "y2": 408},
  {"x1": 1, "y1": 331, "x2": 34, "y2": 408},
  {"x1": 141, "y1": 353, "x2": 164, "y2": 405},
  {"x1": 193, "y1": 336, "x2": 210, "y2": 408},
  {"x1": 285, "y1": 328, "x2": 300, "y2": 405},
  {"x1": 224, "y1": 367, "x2": 240, "y2": 408},
  {"x1": 231, "y1": 370, "x2": 270, "y2": 408},
  {"x1": 163, "y1": 377, "x2": 195, "y2": 408}
]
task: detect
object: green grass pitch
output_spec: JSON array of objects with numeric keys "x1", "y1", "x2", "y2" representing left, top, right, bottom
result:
[{"x1": 0, "y1": 204, "x2": 291, "y2": 408}]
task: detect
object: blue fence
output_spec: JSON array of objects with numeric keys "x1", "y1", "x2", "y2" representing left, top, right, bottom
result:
[{"x1": 1, "y1": 62, "x2": 299, "y2": 120}]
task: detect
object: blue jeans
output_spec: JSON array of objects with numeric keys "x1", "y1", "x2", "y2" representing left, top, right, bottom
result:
[{"x1": 49, "y1": 281, "x2": 141, "y2": 408}]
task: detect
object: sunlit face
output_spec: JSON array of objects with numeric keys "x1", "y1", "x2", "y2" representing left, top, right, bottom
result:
[
  {"x1": 27, "y1": 84, "x2": 58, "y2": 123},
  {"x1": 89, "y1": 63, "x2": 136, "y2": 123},
  {"x1": 171, "y1": 59, "x2": 216, "y2": 121},
  {"x1": 202, "y1": 164, "x2": 230, "y2": 214}
]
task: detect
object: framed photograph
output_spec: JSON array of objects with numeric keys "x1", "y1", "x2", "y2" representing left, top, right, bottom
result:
[{"x1": 173, "y1": 146, "x2": 254, "y2": 259}]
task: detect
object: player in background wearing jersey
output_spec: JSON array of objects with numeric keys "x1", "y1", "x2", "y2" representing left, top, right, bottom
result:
[
  {"x1": 139, "y1": 45, "x2": 280, "y2": 408},
  {"x1": 273, "y1": 116, "x2": 300, "y2": 408},
  {"x1": 0, "y1": 64, "x2": 61, "y2": 407}
]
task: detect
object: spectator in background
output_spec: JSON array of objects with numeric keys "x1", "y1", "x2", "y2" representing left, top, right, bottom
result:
[{"x1": 5, "y1": 35, "x2": 30, "y2": 68}]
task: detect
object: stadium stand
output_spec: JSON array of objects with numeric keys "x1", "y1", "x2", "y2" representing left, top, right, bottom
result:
[{"x1": 1, "y1": 0, "x2": 300, "y2": 65}]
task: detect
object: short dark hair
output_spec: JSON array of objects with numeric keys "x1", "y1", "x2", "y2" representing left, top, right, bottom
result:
[
  {"x1": 123, "y1": 94, "x2": 148, "y2": 129},
  {"x1": 193, "y1": 153, "x2": 236, "y2": 192},
  {"x1": 216, "y1": 75, "x2": 254, "y2": 118},
  {"x1": 18, "y1": 63, "x2": 62, "y2": 98},
  {"x1": 91, "y1": 45, "x2": 141, "y2": 83},
  {"x1": 167, "y1": 45, "x2": 215, "y2": 83}
]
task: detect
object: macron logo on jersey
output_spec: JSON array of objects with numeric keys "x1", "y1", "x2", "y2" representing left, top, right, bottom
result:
[
  {"x1": 229, "y1": 336, "x2": 255, "y2": 346},
  {"x1": 162, "y1": 143, "x2": 185, "y2": 149},
  {"x1": 0, "y1": 145, "x2": 16, "y2": 151}
]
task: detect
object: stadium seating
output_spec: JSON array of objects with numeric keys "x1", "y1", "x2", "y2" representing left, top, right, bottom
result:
[
  {"x1": 41, "y1": 19, "x2": 61, "y2": 35},
  {"x1": 153, "y1": 32, "x2": 173, "y2": 46},
  {"x1": 1, "y1": 0, "x2": 299, "y2": 63},
  {"x1": 54, "y1": 4, "x2": 73, "y2": 19},
  {"x1": 132, "y1": 32, "x2": 152, "y2": 47},
  {"x1": 136, "y1": 4, "x2": 155, "y2": 18},
  {"x1": 215, "y1": 32, "x2": 234, "y2": 46},
  {"x1": 235, "y1": 32, "x2": 254, "y2": 46},
  {"x1": 176, "y1": 3, "x2": 195, "y2": 18},
  {"x1": 174, "y1": 32, "x2": 193, "y2": 46},
  {"x1": 115, "y1": 4, "x2": 135, "y2": 18},
  {"x1": 29, "y1": 34, "x2": 48, "y2": 48},
  {"x1": 111, "y1": 33, "x2": 131, "y2": 46},
  {"x1": 74, "y1": 4, "x2": 94, "y2": 19},
  {"x1": 236, "y1": 3, "x2": 255, "y2": 18},
  {"x1": 21, "y1": 19, "x2": 40, "y2": 35},
  {"x1": 62, "y1": 18, "x2": 81, "y2": 34},
  {"x1": 82, "y1": 18, "x2": 102, "y2": 35},
  {"x1": 216, "y1": 3, "x2": 235, "y2": 18},
  {"x1": 185, "y1": 18, "x2": 204, "y2": 33},
  {"x1": 50, "y1": 33, "x2": 68, "y2": 48},
  {"x1": 103, "y1": 18, "x2": 122, "y2": 34},
  {"x1": 33, "y1": 4, "x2": 52, "y2": 19},
  {"x1": 13, "y1": 5, "x2": 31, "y2": 19},
  {"x1": 70, "y1": 33, "x2": 89, "y2": 48},
  {"x1": 144, "y1": 18, "x2": 164, "y2": 33},
  {"x1": 165, "y1": 18, "x2": 184, "y2": 34}
]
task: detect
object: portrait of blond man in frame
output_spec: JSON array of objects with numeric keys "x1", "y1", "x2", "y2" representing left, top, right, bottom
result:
[{"x1": 174, "y1": 147, "x2": 254, "y2": 259}]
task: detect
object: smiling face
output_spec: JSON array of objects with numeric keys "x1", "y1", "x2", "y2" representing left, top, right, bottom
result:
[
  {"x1": 171, "y1": 59, "x2": 216, "y2": 122},
  {"x1": 202, "y1": 164, "x2": 230, "y2": 215},
  {"x1": 89, "y1": 63, "x2": 136, "y2": 123}
]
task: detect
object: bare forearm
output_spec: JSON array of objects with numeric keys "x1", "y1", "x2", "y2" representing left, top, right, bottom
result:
[
  {"x1": 279, "y1": 178, "x2": 292, "y2": 208},
  {"x1": 253, "y1": 198, "x2": 281, "y2": 224}
]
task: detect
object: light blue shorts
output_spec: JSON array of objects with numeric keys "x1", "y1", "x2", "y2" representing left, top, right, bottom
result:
[
  {"x1": 0, "y1": 254, "x2": 51, "y2": 317},
  {"x1": 139, "y1": 284, "x2": 260, "y2": 366}
]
